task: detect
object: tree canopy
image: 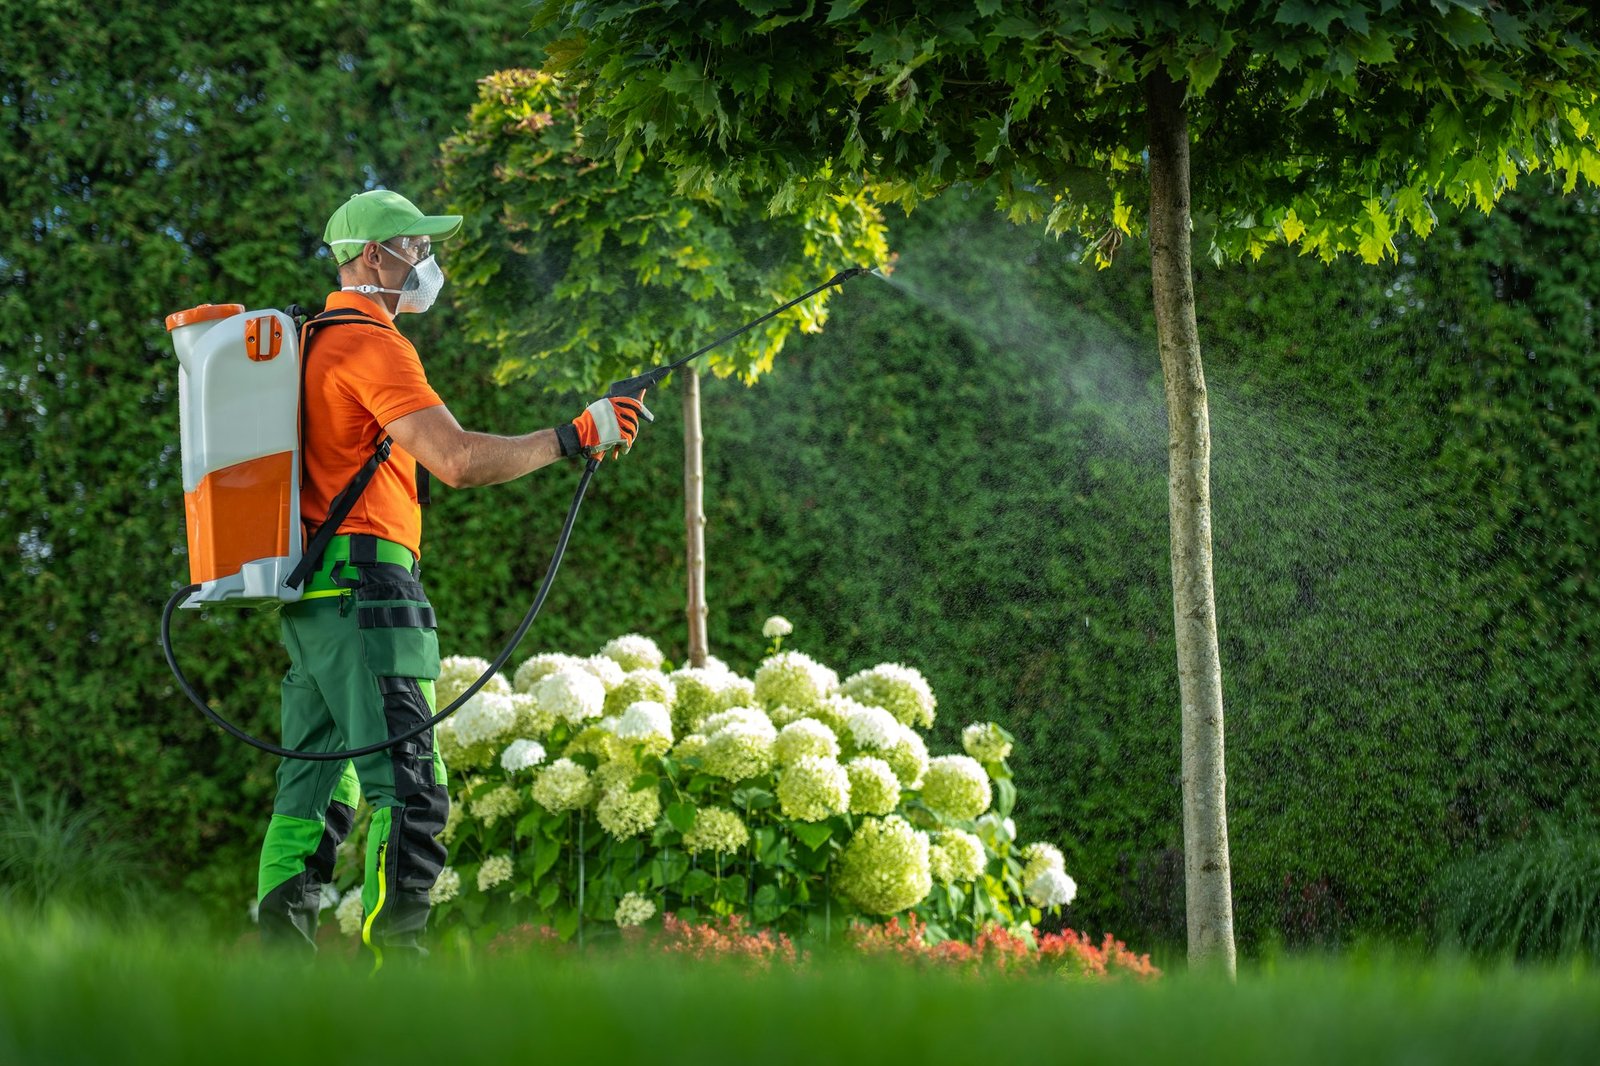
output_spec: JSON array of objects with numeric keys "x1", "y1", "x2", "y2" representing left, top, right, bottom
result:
[
  {"x1": 440, "y1": 68, "x2": 889, "y2": 394},
  {"x1": 536, "y1": 0, "x2": 1600, "y2": 264}
]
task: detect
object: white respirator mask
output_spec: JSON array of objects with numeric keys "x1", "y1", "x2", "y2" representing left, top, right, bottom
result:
[{"x1": 337, "y1": 240, "x2": 445, "y2": 314}]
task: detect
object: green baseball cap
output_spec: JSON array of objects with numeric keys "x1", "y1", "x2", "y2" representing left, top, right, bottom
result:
[{"x1": 323, "y1": 189, "x2": 463, "y2": 265}]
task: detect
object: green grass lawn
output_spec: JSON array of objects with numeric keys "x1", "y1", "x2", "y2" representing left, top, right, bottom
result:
[{"x1": 2, "y1": 910, "x2": 1597, "y2": 1066}]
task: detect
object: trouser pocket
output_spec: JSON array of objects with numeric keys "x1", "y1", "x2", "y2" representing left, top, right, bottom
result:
[
  {"x1": 355, "y1": 562, "x2": 440, "y2": 681},
  {"x1": 376, "y1": 676, "x2": 437, "y2": 797}
]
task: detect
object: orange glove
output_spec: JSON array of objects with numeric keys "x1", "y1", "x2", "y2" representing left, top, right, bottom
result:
[{"x1": 565, "y1": 395, "x2": 652, "y2": 461}]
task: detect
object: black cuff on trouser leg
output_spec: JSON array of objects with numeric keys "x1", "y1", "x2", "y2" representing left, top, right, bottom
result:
[
  {"x1": 259, "y1": 871, "x2": 321, "y2": 950},
  {"x1": 365, "y1": 676, "x2": 447, "y2": 958},
  {"x1": 370, "y1": 788, "x2": 448, "y2": 957},
  {"x1": 260, "y1": 800, "x2": 358, "y2": 952}
]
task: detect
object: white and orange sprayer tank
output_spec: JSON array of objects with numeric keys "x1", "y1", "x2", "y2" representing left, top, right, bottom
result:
[{"x1": 166, "y1": 303, "x2": 304, "y2": 607}]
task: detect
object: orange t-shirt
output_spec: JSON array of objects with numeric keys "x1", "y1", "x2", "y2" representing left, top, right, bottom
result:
[{"x1": 300, "y1": 291, "x2": 443, "y2": 559}]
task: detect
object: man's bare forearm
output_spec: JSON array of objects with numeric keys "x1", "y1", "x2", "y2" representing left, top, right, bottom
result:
[{"x1": 446, "y1": 427, "x2": 565, "y2": 487}]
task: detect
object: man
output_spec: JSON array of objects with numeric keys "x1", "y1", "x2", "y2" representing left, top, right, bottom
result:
[{"x1": 255, "y1": 189, "x2": 649, "y2": 961}]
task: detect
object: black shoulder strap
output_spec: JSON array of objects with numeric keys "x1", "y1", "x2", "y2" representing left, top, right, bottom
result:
[{"x1": 283, "y1": 308, "x2": 397, "y2": 592}]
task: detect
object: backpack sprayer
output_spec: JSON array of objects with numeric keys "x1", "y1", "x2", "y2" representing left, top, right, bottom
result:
[{"x1": 160, "y1": 266, "x2": 876, "y2": 761}]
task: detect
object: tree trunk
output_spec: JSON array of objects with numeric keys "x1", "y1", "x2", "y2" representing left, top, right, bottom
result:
[
  {"x1": 1145, "y1": 69, "x2": 1237, "y2": 977},
  {"x1": 682, "y1": 365, "x2": 709, "y2": 667}
]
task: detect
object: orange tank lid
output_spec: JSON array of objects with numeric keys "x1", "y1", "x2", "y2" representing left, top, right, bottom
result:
[{"x1": 165, "y1": 303, "x2": 245, "y2": 332}]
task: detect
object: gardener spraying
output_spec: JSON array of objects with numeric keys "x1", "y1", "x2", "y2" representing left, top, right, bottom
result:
[{"x1": 254, "y1": 189, "x2": 650, "y2": 960}]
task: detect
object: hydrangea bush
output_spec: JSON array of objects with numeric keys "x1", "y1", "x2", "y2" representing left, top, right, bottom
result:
[{"x1": 334, "y1": 624, "x2": 1088, "y2": 953}]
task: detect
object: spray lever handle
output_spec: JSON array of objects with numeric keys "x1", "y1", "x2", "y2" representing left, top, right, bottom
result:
[{"x1": 604, "y1": 366, "x2": 670, "y2": 401}]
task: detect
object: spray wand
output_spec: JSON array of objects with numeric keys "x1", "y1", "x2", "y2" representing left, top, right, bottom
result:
[
  {"x1": 162, "y1": 265, "x2": 878, "y2": 761},
  {"x1": 601, "y1": 266, "x2": 874, "y2": 403}
]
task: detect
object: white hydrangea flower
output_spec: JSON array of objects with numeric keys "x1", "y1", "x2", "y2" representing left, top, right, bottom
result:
[
  {"x1": 429, "y1": 866, "x2": 461, "y2": 905},
  {"x1": 509, "y1": 692, "x2": 557, "y2": 738},
  {"x1": 804, "y1": 694, "x2": 862, "y2": 738},
  {"x1": 580, "y1": 654, "x2": 627, "y2": 691},
  {"x1": 681, "y1": 806, "x2": 749, "y2": 856},
  {"x1": 453, "y1": 690, "x2": 517, "y2": 748},
  {"x1": 531, "y1": 758, "x2": 595, "y2": 812},
  {"x1": 840, "y1": 663, "x2": 937, "y2": 730},
  {"x1": 844, "y1": 703, "x2": 902, "y2": 752},
  {"x1": 614, "y1": 891, "x2": 657, "y2": 927},
  {"x1": 773, "y1": 718, "x2": 840, "y2": 767},
  {"x1": 438, "y1": 655, "x2": 511, "y2": 708},
  {"x1": 702, "y1": 655, "x2": 732, "y2": 675},
  {"x1": 762, "y1": 616, "x2": 794, "y2": 638},
  {"x1": 478, "y1": 854, "x2": 515, "y2": 892},
  {"x1": 566, "y1": 723, "x2": 628, "y2": 764},
  {"x1": 597, "y1": 781, "x2": 662, "y2": 839},
  {"x1": 776, "y1": 755, "x2": 850, "y2": 822},
  {"x1": 1025, "y1": 867, "x2": 1078, "y2": 908},
  {"x1": 836, "y1": 815, "x2": 932, "y2": 915},
  {"x1": 468, "y1": 784, "x2": 521, "y2": 829},
  {"x1": 513, "y1": 652, "x2": 586, "y2": 694},
  {"x1": 919, "y1": 755, "x2": 992, "y2": 821},
  {"x1": 701, "y1": 721, "x2": 776, "y2": 782},
  {"x1": 500, "y1": 738, "x2": 547, "y2": 774},
  {"x1": 534, "y1": 667, "x2": 606, "y2": 725},
  {"x1": 614, "y1": 701, "x2": 674, "y2": 746},
  {"x1": 701, "y1": 706, "x2": 775, "y2": 738},
  {"x1": 718, "y1": 675, "x2": 756, "y2": 711},
  {"x1": 599, "y1": 633, "x2": 665, "y2": 672},
  {"x1": 336, "y1": 886, "x2": 364, "y2": 936},
  {"x1": 935, "y1": 829, "x2": 986, "y2": 883},
  {"x1": 753, "y1": 651, "x2": 838, "y2": 712},
  {"x1": 669, "y1": 667, "x2": 737, "y2": 734},
  {"x1": 961, "y1": 721, "x2": 1013, "y2": 763},
  {"x1": 1020, "y1": 842, "x2": 1067, "y2": 884},
  {"x1": 604, "y1": 669, "x2": 676, "y2": 718},
  {"x1": 883, "y1": 725, "x2": 930, "y2": 790},
  {"x1": 845, "y1": 756, "x2": 901, "y2": 815},
  {"x1": 672, "y1": 733, "x2": 709, "y2": 763}
]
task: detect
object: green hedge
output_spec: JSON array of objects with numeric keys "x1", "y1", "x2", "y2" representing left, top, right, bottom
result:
[{"x1": 4, "y1": 6, "x2": 1597, "y2": 953}]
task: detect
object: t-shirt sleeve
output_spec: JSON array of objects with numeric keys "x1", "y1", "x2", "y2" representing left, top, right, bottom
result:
[{"x1": 340, "y1": 330, "x2": 444, "y2": 427}]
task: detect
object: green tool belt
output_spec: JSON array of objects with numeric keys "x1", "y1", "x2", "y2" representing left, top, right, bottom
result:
[{"x1": 301, "y1": 533, "x2": 417, "y2": 599}]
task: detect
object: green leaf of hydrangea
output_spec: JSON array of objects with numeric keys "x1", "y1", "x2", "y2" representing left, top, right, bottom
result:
[
  {"x1": 666, "y1": 801, "x2": 698, "y2": 834},
  {"x1": 792, "y1": 821, "x2": 834, "y2": 850}
]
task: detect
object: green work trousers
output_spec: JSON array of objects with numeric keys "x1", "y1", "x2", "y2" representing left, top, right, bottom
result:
[{"x1": 255, "y1": 545, "x2": 448, "y2": 962}]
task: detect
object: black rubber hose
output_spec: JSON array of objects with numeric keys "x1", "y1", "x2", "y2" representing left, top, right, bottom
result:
[{"x1": 160, "y1": 456, "x2": 599, "y2": 761}]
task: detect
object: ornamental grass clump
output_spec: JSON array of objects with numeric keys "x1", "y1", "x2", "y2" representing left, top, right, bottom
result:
[{"x1": 320, "y1": 624, "x2": 1141, "y2": 965}]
